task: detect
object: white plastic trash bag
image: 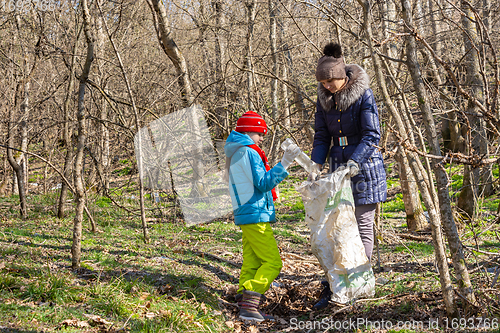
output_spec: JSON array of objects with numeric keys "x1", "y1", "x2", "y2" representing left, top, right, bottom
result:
[{"x1": 297, "y1": 167, "x2": 375, "y2": 304}]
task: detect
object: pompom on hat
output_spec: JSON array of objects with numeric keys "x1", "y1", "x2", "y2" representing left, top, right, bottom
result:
[
  {"x1": 315, "y1": 43, "x2": 347, "y2": 81},
  {"x1": 235, "y1": 111, "x2": 268, "y2": 134}
]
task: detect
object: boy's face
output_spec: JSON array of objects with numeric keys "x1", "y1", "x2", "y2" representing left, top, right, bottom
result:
[{"x1": 246, "y1": 132, "x2": 264, "y2": 146}]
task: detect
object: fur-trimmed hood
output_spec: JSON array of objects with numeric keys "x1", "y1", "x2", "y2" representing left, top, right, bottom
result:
[{"x1": 317, "y1": 64, "x2": 370, "y2": 112}]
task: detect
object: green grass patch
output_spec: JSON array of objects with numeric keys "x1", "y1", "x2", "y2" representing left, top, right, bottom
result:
[
  {"x1": 291, "y1": 200, "x2": 304, "y2": 211},
  {"x1": 384, "y1": 193, "x2": 405, "y2": 212},
  {"x1": 480, "y1": 197, "x2": 500, "y2": 212},
  {"x1": 0, "y1": 275, "x2": 19, "y2": 291},
  {"x1": 23, "y1": 274, "x2": 81, "y2": 304},
  {"x1": 273, "y1": 228, "x2": 307, "y2": 244},
  {"x1": 95, "y1": 196, "x2": 112, "y2": 208},
  {"x1": 450, "y1": 173, "x2": 463, "y2": 192},
  {"x1": 386, "y1": 178, "x2": 399, "y2": 188},
  {"x1": 394, "y1": 241, "x2": 434, "y2": 257},
  {"x1": 482, "y1": 240, "x2": 500, "y2": 252}
]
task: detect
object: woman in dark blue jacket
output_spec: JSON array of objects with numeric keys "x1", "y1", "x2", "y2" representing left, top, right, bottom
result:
[{"x1": 310, "y1": 43, "x2": 387, "y2": 309}]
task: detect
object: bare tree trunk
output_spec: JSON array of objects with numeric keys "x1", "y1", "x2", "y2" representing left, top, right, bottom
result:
[
  {"x1": 395, "y1": 147, "x2": 427, "y2": 231},
  {"x1": 212, "y1": 0, "x2": 229, "y2": 140},
  {"x1": 458, "y1": 1, "x2": 494, "y2": 214},
  {"x1": 267, "y1": 0, "x2": 280, "y2": 166},
  {"x1": 58, "y1": 31, "x2": 79, "y2": 218},
  {"x1": 475, "y1": 1, "x2": 494, "y2": 198},
  {"x1": 150, "y1": 0, "x2": 205, "y2": 199},
  {"x1": 72, "y1": 0, "x2": 95, "y2": 269},
  {"x1": 278, "y1": 1, "x2": 312, "y2": 143},
  {"x1": 483, "y1": 0, "x2": 491, "y2": 32},
  {"x1": 429, "y1": 0, "x2": 464, "y2": 153},
  {"x1": 98, "y1": 2, "x2": 150, "y2": 242},
  {"x1": 401, "y1": 0, "x2": 476, "y2": 307},
  {"x1": 96, "y1": 7, "x2": 110, "y2": 193},
  {"x1": 415, "y1": 0, "x2": 443, "y2": 86},
  {"x1": 150, "y1": 0, "x2": 194, "y2": 107},
  {"x1": 359, "y1": 0, "x2": 457, "y2": 317},
  {"x1": 213, "y1": 0, "x2": 225, "y2": 86},
  {"x1": 280, "y1": 7, "x2": 308, "y2": 136},
  {"x1": 269, "y1": 0, "x2": 278, "y2": 120},
  {"x1": 7, "y1": 13, "x2": 32, "y2": 219},
  {"x1": 442, "y1": 108, "x2": 466, "y2": 152},
  {"x1": 7, "y1": 106, "x2": 27, "y2": 218},
  {"x1": 428, "y1": 0, "x2": 442, "y2": 57},
  {"x1": 380, "y1": 48, "x2": 439, "y2": 210},
  {"x1": 427, "y1": 0, "x2": 463, "y2": 152},
  {"x1": 380, "y1": 0, "x2": 427, "y2": 232},
  {"x1": 245, "y1": 0, "x2": 257, "y2": 110},
  {"x1": 0, "y1": 152, "x2": 8, "y2": 196},
  {"x1": 277, "y1": 0, "x2": 290, "y2": 130}
]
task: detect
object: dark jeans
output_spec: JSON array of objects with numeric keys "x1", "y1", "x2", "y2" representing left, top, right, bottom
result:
[{"x1": 355, "y1": 203, "x2": 376, "y2": 261}]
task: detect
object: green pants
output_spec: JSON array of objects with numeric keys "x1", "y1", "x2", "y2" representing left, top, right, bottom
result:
[{"x1": 238, "y1": 222, "x2": 283, "y2": 295}]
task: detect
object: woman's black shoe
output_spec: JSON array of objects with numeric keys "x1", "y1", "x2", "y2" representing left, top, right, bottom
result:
[{"x1": 313, "y1": 280, "x2": 332, "y2": 310}]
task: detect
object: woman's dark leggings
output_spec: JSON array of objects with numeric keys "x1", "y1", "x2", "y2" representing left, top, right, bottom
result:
[{"x1": 354, "y1": 203, "x2": 377, "y2": 261}]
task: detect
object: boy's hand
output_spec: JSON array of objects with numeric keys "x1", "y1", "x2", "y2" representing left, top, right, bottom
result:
[
  {"x1": 347, "y1": 159, "x2": 360, "y2": 177},
  {"x1": 281, "y1": 143, "x2": 300, "y2": 169}
]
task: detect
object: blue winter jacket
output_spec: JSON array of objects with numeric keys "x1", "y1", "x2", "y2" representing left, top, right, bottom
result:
[
  {"x1": 311, "y1": 64, "x2": 387, "y2": 206},
  {"x1": 224, "y1": 131, "x2": 288, "y2": 225}
]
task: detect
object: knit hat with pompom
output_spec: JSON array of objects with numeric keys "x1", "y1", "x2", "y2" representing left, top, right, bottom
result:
[
  {"x1": 235, "y1": 111, "x2": 268, "y2": 134},
  {"x1": 315, "y1": 43, "x2": 347, "y2": 81}
]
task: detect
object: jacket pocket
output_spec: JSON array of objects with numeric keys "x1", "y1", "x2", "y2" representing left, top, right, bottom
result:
[{"x1": 351, "y1": 172, "x2": 367, "y2": 195}]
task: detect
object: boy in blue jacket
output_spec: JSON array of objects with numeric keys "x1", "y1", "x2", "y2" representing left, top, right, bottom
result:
[{"x1": 224, "y1": 111, "x2": 300, "y2": 322}]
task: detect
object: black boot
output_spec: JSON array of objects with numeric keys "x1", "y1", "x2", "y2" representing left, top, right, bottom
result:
[{"x1": 313, "y1": 280, "x2": 332, "y2": 310}]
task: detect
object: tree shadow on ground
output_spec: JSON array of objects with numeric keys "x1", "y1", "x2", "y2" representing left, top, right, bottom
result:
[{"x1": 0, "y1": 328, "x2": 42, "y2": 333}]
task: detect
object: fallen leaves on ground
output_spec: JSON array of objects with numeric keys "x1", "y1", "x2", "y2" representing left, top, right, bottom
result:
[
  {"x1": 82, "y1": 313, "x2": 113, "y2": 326},
  {"x1": 59, "y1": 319, "x2": 90, "y2": 328}
]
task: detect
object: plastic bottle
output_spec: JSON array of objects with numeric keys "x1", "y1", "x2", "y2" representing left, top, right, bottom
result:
[{"x1": 280, "y1": 138, "x2": 317, "y2": 173}]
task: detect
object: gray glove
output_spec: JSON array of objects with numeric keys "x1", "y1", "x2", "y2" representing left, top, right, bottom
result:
[
  {"x1": 307, "y1": 162, "x2": 321, "y2": 181},
  {"x1": 347, "y1": 159, "x2": 360, "y2": 177},
  {"x1": 281, "y1": 143, "x2": 300, "y2": 170}
]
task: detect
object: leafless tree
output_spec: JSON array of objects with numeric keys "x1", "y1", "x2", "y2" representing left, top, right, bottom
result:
[{"x1": 72, "y1": 0, "x2": 95, "y2": 269}]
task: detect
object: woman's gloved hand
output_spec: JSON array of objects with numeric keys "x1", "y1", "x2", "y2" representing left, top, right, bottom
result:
[
  {"x1": 281, "y1": 143, "x2": 301, "y2": 170},
  {"x1": 307, "y1": 162, "x2": 321, "y2": 181},
  {"x1": 347, "y1": 159, "x2": 360, "y2": 177}
]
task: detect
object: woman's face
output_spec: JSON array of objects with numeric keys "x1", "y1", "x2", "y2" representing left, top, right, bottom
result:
[
  {"x1": 246, "y1": 132, "x2": 264, "y2": 146},
  {"x1": 319, "y1": 77, "x2": 346, "y2": 94}
]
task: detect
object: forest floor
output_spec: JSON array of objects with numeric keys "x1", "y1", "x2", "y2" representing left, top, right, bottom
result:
[{"x1": 0, "y1": 163, "x2": 500, "y2": 332}]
